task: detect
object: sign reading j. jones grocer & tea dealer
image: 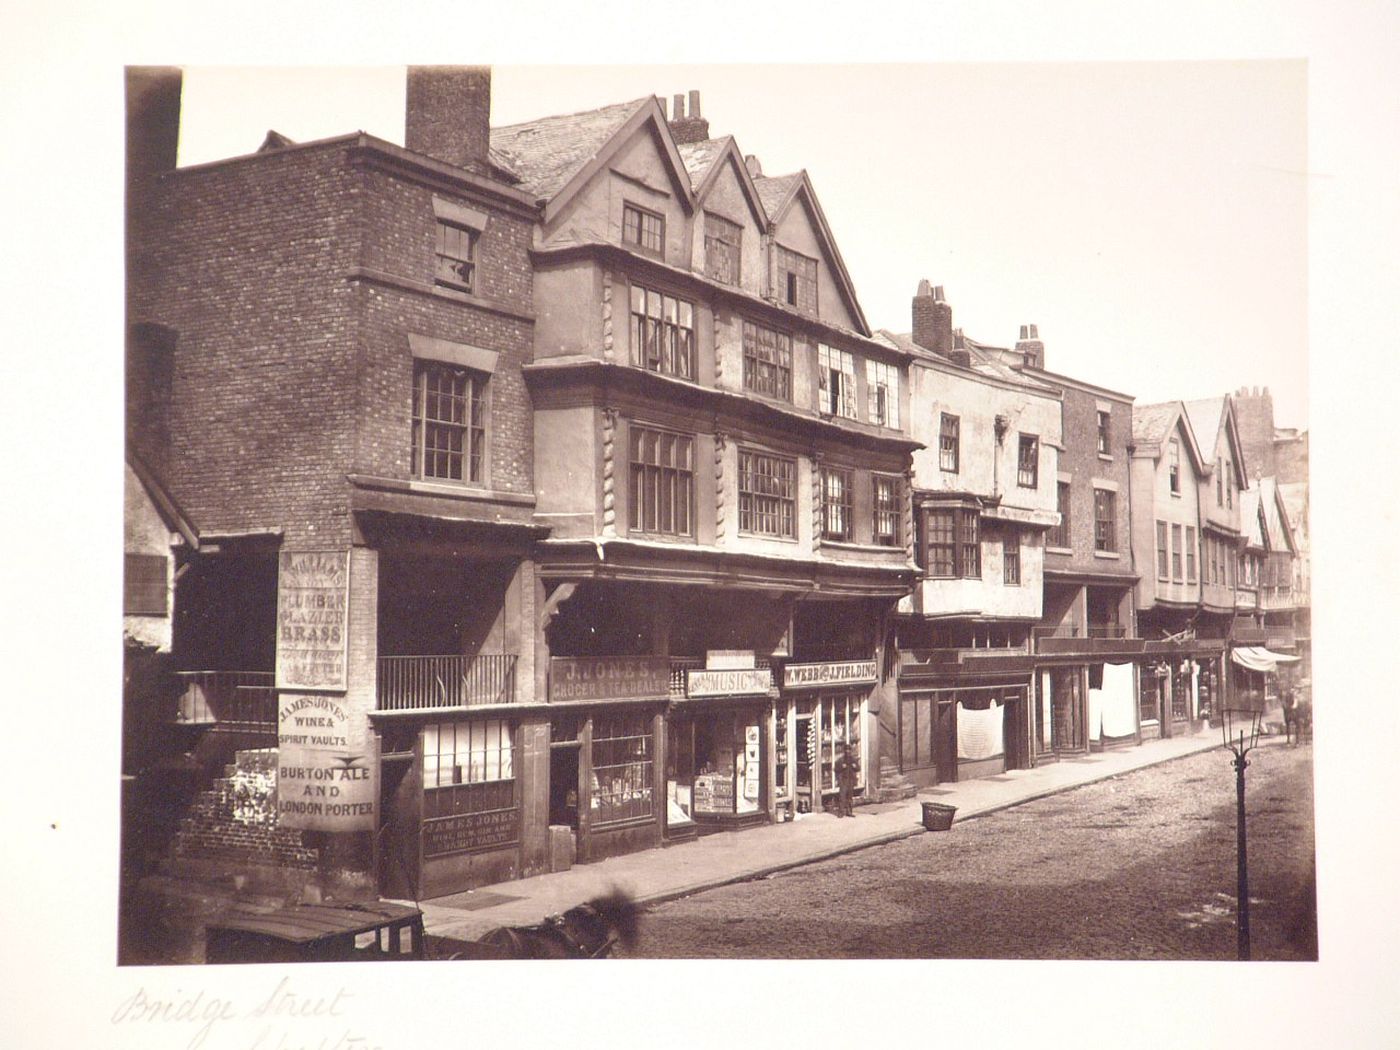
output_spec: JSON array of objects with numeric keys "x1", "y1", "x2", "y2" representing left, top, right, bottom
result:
[
  {"x1": 783, "y1": 661, "x2": 878, "y2": 689},
  {"x1": 276, "y1": 694, "x2": 375, "y2": 831},
  {"x1": 275, "y1": 550, "x2": 350, "y2": 692},
  {"x1": 549, "y1": 656, "x2": 670, "y2": 702}
]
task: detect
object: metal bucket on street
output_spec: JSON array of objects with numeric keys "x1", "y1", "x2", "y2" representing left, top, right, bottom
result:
[{"x1": 921, "y1": 801, "x2": 957, "y2": 832}]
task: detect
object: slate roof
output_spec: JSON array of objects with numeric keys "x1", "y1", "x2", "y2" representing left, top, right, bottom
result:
[
  {"x1": 1182, "y1": 397, "x2": 1226, "y2": 454},
  {"x1": 753, "y1": 172, "x2": 802, "y2": 216},
  {"x1": 1257, "y1": 477, "x2": 1294, "y2": 552},
  {"x1": 1277, "y1": 481, "x2": 1308, "y2": 533},
  {"x1": 877, "y1": 330, "x2": 1058, "y2": 393},
  {"x1": 1132, "y1": 401, "x2": 1183, "y2": 445},
  {"x1": 489, "y1": 98, "x2": 652, "y2": 200},
  {"x1": 1239, "y1": 486, "x2": 1265, "y2": 548},
  {"x1": 676, "y1": 137, "x2": 728, "y2": 186}
]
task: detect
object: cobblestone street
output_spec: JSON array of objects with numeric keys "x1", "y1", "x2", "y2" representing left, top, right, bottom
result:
[{"x1": 620, "y1": 739, "x2": 1317, "y2": 960}]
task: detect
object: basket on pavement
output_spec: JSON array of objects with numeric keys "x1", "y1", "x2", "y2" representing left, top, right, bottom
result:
[{"x1": 920, "y1": 801, "x2": 957, "y2": 832}]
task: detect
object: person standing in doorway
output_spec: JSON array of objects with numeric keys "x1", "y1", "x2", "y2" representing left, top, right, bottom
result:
[{"x1": 836, "y1": 743, "x2": 857, "y2": 817}]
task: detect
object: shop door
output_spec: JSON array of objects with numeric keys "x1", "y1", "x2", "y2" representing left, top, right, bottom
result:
[
  {"x1": 794, "y1": 714, "x2": 815, "y2": 813},
  {"x1": 934, "y1": 697, "x2": 957, "y2": 783},
  {"x1": 1050, "y1": 671, "x2": 1083, "y2": 752},
  {"x1": 549, "y1": 746, "x2": 580, "y2": 829},
  {"x1": 377, "y1": 754, "x2": 419, "y2": 901},
  {"x1": 1003, "y1": 694, "x2": 1030, "y2": 770}
]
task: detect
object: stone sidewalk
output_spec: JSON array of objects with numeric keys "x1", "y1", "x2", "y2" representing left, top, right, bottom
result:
[{"x1": 409, "y1": 727, "x2": 1234, "y2": 943}]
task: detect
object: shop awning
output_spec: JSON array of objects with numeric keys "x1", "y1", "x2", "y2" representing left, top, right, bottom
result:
[{"x1": 1230, "y1": 646, "x2": 1302, "y2": 673}]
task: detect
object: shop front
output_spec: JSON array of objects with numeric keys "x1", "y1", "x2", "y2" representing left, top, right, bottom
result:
[
  {"x1": 896, "y1": 660, "x2": 1034, "y2": 786},
  {"x1": 775, "y1": 659, "x2": 877, "y2": 817}
]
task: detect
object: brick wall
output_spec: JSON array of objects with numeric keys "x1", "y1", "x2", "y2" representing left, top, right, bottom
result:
[
  {"x1": 169, "y1": 749, "x2": 318, "y2": 870},
  {"x1": 1043, "y1": 384, "x2": 1135, "y2": 577},
  {"x1": 1233, "y1": 387, "x2": 1277, "y2": 480}
]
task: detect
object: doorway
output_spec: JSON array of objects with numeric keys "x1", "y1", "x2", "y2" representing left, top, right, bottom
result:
[
  {"x1": 549, "y1": 746, "x2": 580, "y2": 829},
  {"x1": 794, "y1": 713, "x2": 814, "y2": 814}
]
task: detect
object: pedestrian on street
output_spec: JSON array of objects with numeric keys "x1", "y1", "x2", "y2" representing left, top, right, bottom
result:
[{"x1": 836, "y1": 743, "x2": 857, "y2": 817}]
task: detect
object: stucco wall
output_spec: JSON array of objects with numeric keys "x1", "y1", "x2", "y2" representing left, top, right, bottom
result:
[{"x1": 124, "y1": 464, "x2": 175, "y2": 651}]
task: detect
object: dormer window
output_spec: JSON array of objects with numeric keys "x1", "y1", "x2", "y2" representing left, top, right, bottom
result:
[
  {"x1": 703, "y1": 212, "x2": 741, "y2": 286},
  {"x1": 775, "y1": 245, "x2": 817, "y2": 315},
  {"x1": 622, "y1": 202, "x2": 664, "y2": 256}
]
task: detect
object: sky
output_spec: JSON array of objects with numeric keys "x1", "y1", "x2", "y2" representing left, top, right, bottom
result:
[{"x1": 177, "y1": 62, "x2": 1309, "y2": 427}]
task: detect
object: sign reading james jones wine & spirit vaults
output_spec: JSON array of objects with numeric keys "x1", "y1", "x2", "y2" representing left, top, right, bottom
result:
[{"x1": 276, "y1": 550, "x2": 350, "y2": 691}]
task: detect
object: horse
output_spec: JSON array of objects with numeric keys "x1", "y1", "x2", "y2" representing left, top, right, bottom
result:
[{"x1": 474, "y1": 889, "x2": 641, "y2": 959}]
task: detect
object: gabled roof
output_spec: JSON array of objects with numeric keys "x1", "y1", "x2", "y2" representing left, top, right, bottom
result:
[
  {"x1": 877, "y1": 330, "x2": 1059, "y2": 395},
  {"x1": 676, "y1": 138, "x2": 727, "y2": 183},
  {"x1": 679, "y1": 136, "x2": 767, "y2": 228},
  {"x1": 1132, "y1": 401, "x2": 1208, "y2": 472},
  {"x1": 1184, "y1": 396, "x2": 1248, "y2": 487},
  {"x1": 753, "y1": 172, "x2": 803, "y2": 216},
  {"x1": 1240, "y1": 487, "x2": 1266, "y2": 549},
  {"x1": 127, "y1": 449, "x2": 199, "y2": 549},
  {"x1": 490, "y1": 97, "x2": 652, "y2": 201},
  {"x1": 1277, "y1": 481, "x2": 1308, "y2": 534},
  {"x1": 1256, "y1": 477, "x2": 1298, "y2": 555}
]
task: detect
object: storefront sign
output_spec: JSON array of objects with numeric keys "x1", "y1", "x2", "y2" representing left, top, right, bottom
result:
[
  {"x1": 686, "y1": 667, "x2": 772, "y2": 697},
  {"x1": 277, "y1": 694, "x2": 353, "y2": 750},
  {"x1": 422, "y1": 808, "x2": 520, "y2": 858},
  {"x1": 783, "y1": 660, "x2": 878, "y2": 690},
  {"x1": 549, "y1": 657, "x2": 670, "y2": 702},
  {"x1": 706, "y1": 649, "x2": 755, "y2": 670},
  {"x1": 276, "y1": 744, "x2": 375, "y2": 831},
  {"x1": 275, "y1": 550, "x2": 350, "y2": 691}
]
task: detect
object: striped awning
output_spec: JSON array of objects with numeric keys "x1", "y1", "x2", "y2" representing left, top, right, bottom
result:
[{"x1": 1230, "y1": 646, "x2": 1302, "y2": 673}]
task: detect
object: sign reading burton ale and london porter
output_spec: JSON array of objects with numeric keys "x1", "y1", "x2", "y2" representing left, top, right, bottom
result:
[
  {"x1": 783, "y1": 661, "x2": 879, "y2": 690},
  {"x1": 276, "y1": 693, "x2": 375, "y2": 831},
  {"x1": 275, "y1": 550, "x2": 350, "y2": 692},
  {"x1": 549, "y1": 656, "x2": 670, "y2": 702}
]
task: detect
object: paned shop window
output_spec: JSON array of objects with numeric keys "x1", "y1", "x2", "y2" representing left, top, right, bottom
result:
[
  {"x1": 1017, "y1": 434, "x2": 1039, "y2": 488},
  {"x1": 628, "y1": 425, "x2": 694, "y2": 537},
  {"x1": 1094, "y1": 488, "x2": 1116, "y2": 552},
  {"x1": 939, "y1": 413, "x2": 960, "y2": 473},
  {"x1": 592, "y1": 712, "x2": 654, "y2": 824},
  {"x1": 413, "y1": 361, "x2": 486, "y2": 484},
  {"x1": 820, "y1": 465, "x2": 853, "y2": 542},
  {"x1": 422, "y1": 719, "x2": 515, "y2": 819},
  {"x1": 434, "y1": 221, "x2": 476, "y2": 294},
  {"x1": 742, "y1": 321, "x2": 792, "y2": 401},
  {"x1": 703, "y1": 212, "x2": 741, "y2": 286},
  {"x1": 872, "y1": 474, "x2": 902, "y2": 547},
  {"x1": 622, "y1": 202, "x2": 663, "y2": 255},
  {"x1": 867, "y1": 360, "x2": 899, "y2": 428},
  {"x1": 926, "y1": 507, "x2": 980, "y2": 578},
  {"x1": 738, "y1": 449, "x2": 796, "y2": 538},
  {"x1": 818, "y1": 344, "x2": 858, "y2": 419},
  {"x1": 629, "y1": 284, "x2": 695, "y2": 380}
]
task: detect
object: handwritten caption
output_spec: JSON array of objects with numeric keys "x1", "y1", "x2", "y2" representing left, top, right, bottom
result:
[{"x1": 111, "y1": 976, "x2": 382, "y2": 1050}]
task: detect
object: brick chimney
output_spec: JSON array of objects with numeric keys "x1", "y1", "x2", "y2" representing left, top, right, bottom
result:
[
  {"x1": 405, "y1": 66, "x2": 493, "y2": 176},
  {"x1": 1232, "y1": 384, "x2": 1277, "y2": 479},
  {"x1": 911, "y1": 280, "x2": 954, "y2": 357},
  {"x1": 668, "y1": 90, "x2": 710, "y2": 145},
  {"x1": 1015, "y1": 323, "x2": 1045, "y2": 370},
  {"x1": 126, "y1": 67, "x2": 182, "y2": 186}
]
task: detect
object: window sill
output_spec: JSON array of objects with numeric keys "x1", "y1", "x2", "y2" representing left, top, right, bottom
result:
[
  {"x1": 819, "y1": 539, "x2": 898, "y2": 554},
  {"x1": 1045, "y1": 546, "x2": 1073, "y2": 556},
  {"x1": 625, "y1": 531, "x2": 697, "y2": 545},
  {"x1": 347, "y1": 473, "x2": 536, "y2": 507},
  {"x1": 737, "y1": 531, "x2": 800, "y2": 544},
  {"x1": 1098, "y1": 453, "x2": 1114, "y2": 462},
  {"x1": 1093, "y1": 550, "x2": 1121, "y2": 560}
]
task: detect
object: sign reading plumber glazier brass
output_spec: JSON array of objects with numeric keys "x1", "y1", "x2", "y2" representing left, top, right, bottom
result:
[{"x1": 275, "y1": 550, "x2": 350, "y2": 691}]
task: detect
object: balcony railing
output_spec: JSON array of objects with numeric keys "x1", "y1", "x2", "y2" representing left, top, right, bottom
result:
[
  {"x1": 377, "y1": 654, "x2": 518, "y2": 711},
  {"x1": 174, "y1": 671, "x2": 276, "y2": 731}
]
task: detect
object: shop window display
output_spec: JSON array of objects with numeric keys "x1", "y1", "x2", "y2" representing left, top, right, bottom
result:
[
  {"x1": 591, "y1": 712, "x2": 653, "y2": 825},
  {"x1": 669, "y1": 712, "x2": 763, "y2": 822},
  {"x1": 777, "y1": 695, "x2": 863, "y2": 814}
]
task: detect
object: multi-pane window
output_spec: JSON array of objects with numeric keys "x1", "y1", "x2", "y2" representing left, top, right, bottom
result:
[
  {"x1": 413, "y1": 361, "x2": 486, "y2": 484},
  {"x1": 1093, "y1": 488, "x2": 1116, "y2": 552},
  {"x1": 926, "y1": 507, "x2": 980, "y2": 578},
  {"x1": 872, "y1": 474, "x2": 901, "y2": 547},
  {"x1": 776, "y1": 245, "x2": 817, "y2": 315},
  {"x1": 1003, "y1": 529, "x2": 1021, "y2": 585},
  {"x1": 434, "y1": 221, "x2": 476, "y2": 293},
  {"x1": 592, "y1": 712, "x2": 654, "y2": 825},
  {"x1": 1156, "y1": 521, "x2": 1169, "y2": 580},
  {"x1": 1186, "y1": 525, "x2": 1197, "y2": 583},
  {"x1": 1097, "y1": 410, "x2": 1112, "y2": 456},
  {"x1": 622, "y1": 202, "x2": 663, "y2": 255},
  {"x1": 628, "y1": 425, "x2": 694, "y2": 537},
  {"x1": 1168, "y1": 439, "x2": 1181, "y2": 495},
  {"x1": 742, "y1": 321, "x2": 793, "y2": 401},
  {"x1": 703, "y1": 212, "x2": 741, "y2": 285},
  {"x1": 1216, "y1": 458, "x2": 1224, "y2": 505},
  {"x1": 1049, "y1": 481, "x2": 1071, "y2": 548},
  {"x1": 1171, "y1": 523, "x2": 1183, "y2": 582},
  {"x1": 866, "y1": 360, "x2": 900, "y2": 429},
  {"x1": 124, "y1": 554, "x2": 168, "y2": 616},
  {"x1": 629, "y1": 284, "x2": 695, "y2": 380},
  {"x1": 818, "y1": 344, "x2": 858, "y2": 419},
  {"x1": 939, "y1": 413, "x2": 960, "y2": 473},
  {"x1": 738, "y1": 449, "x2": 796, "y2": 538},
  {"x1": 820, "y1": 466, "x2": 853, "y2": 542},
  {"x1": 422, "y1": 719, "x2": 515, "y2": 820},
  {"x1": 1225, "y1": 459, "x2": 1233, "y2": 508},
  {"x1": 1017, "y1": 434, "x2": 1039, "y2": 488}
]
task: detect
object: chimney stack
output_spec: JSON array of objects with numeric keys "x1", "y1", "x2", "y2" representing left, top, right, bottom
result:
[
  {"x1": 911, "y1": 280, "x2": 954, "y2": 358},
  {"x1": 126, "y1": 67, "x2": 182, "y2": 186},
  {"x1": 405, "y1": 66, "x2": 493, "y2": 176},
  {"x1": 745, "y1": 154, "x2": 763, "y2": 178},
  {"x1": 668, "y1": 89, "x2": 711, "y2": 145},
  {"x1": 1015, "y1": 322, "x2": 1045, "y2": 370}
]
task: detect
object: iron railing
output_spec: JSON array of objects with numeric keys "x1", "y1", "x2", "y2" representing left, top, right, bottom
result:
[
  {"x1": 377, "y1": 654, "x2": 518, "y2": 711},
  {"x1": 174, "y1": 671, "x2": 277, "y2": 731}
]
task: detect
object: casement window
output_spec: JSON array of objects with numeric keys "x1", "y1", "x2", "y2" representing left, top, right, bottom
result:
[
  {"x1": 703, "y1": 212, "x2": 741, "y2": 286},
  {"x1": 1049, "y1": 481, "x2": 1071, "y2": 548},
  {"x1": 1017, "y1": 434, "x2": 1040, "y2": 489},
  {"x1": 1003, "y1": 529, "x2": 1021, "y2": 585},
  {"x1": 939, "y1": 413, "x2": 960, "y2": 473},
  {"x1": 776, "y1": 245, "x2": 817, "y2": 314},
  {"x1": 412, "y1": 360, "x2": 486, "y2": 484},
  {"x1": 818, "y1": 344, "x2": 858, "y2": 419},
  {"x1": 866, "y1": 360, "x2": 900, "y2": 429},
  {"x1": 124, "y1": 553, "x2": 168, "y2": 616},
  {"x1": 422, "y1": 719, "x2": 516, "y2": 824},
  {"x1": 434, "y1": 221, "x2": 477, "y2": 293},
  {"x1": 1097, "y1": 410, "x2": 1112, "y2": 456},
  {"x1": 1225, "y1": 459, "x2": 1233, "y2": 508},
  {"x1": 742, "y1": 321, "x2": 792, "y2": 401},
  {"x1": 628, "y1": 425, "x2": 694, "y2": 537},
  {"x1": 591, "y1": 712, "x2": 655, "y2": 825},
  {"x1": 1168, "y1": 440, "x2": 1181, "y2": 495},
  {"x1": 738, "y1": 449, "x2": 796, "y2": 538},
  {"x1": 1156, "y1": 521, "x2": 1169, "y2": 580},
  {"x1": 1093, "y1": 488, "x2": 1116, "y2": 553},
  {"x1": 926, "y1": 507, "x2": 980, "y2": 578},
  {"x1": 1186, "y1": 526, "x2": 1198, "y2": 583},
  {"x1": 820, "y1": 466, "x2": 853, "y2": 542},
  {"x1": 1171, "y1": 523, "x2": 1183, "y2": 582},
  {"x1": 629, "y1": 284, "x2": 695, "y2": 380},
  {"x1": 872, "y1": 474, "x2": 902, "y2": 547},
  {"x1": 1216, "y1": 458, "x2": 1224, "y2": 505},
  {"x1": 622, "y1": 202, "x2": 664, "y2": 255}
]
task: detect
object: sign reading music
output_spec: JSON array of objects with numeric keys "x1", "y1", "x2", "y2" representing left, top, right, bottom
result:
[
  {"x1": 686, "y1": 667, "x2": 773, "y2": 698},
  {"x1": 782, "y1": 660, "x2": 878, "y2": 690},
  {"x1": 549, "y1": 656, "x2": 670, "y2": 702}
]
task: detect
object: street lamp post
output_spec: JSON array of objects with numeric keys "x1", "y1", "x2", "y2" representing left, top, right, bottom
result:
[{"x1": 1221, "y1": 694, "x2": 1264, "y2": 961}]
